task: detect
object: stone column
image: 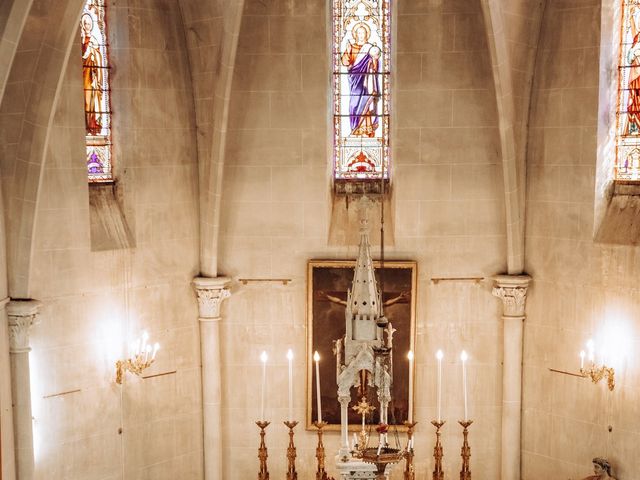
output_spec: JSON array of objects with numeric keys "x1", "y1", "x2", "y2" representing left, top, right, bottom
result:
[
  {"x1": 193, "y1": 277, "x2": 231, "y2": 480},
  {"x1": 0, "y1": 296, "x2": 17, "y2": 480},
  {"x1": 338, "y1": 395, "x2": 350, "y2": 460},
  {"x1": 492, "y1": 275, "x2": 531, "y2": 480},
  {"x1": 7, "y1": 300, "x2": 41, "y2": 480}
]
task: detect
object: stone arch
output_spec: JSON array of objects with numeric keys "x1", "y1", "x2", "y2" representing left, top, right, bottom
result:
[{"x1": 0, "y1": 0, "x2": 88, "y2": 298}]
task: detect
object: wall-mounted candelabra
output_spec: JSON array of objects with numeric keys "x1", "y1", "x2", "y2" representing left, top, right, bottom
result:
[
  {"x1": 579, "y1": 339, "x2": 615, "y2": 391},
  {"x1": 115, "y1": 331, "x2": 159, "y2": 384}
]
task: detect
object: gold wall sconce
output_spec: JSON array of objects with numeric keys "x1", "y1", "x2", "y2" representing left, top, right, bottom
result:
[
  {"x1": 116, "y1": 331, "x2": 159, "y2": 384},
  {"x1": 579, "y1": 339, "x2": 615, "y2": 391}
]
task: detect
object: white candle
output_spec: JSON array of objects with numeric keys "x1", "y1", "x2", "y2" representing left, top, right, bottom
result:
[
  {"x1": 461, "y1": 351, "x2": 468, "y2": 421},
  {"x1": 141, "y1": 331, "x2": 149, "y2": 355},
  {"x1": 436, "y1": 350, "x2": 443, "y2": 422},
  {"x1": 362, "y1": 413, "x2": 365, "y2": 430},
  {"x1": 260, "y1": 351, "x2": 268, "y2": 421},
  {"x1": 407, "y1": 350, "x2": 414, "y2": 423},
  {"x1": 587, "y1": 339, "x2": 595, "y2": 363},
  {"x1": 152, "y1": 342, "x2": 160, "y2": 361},
  {"x1": 313, "y1": 351, "x2": 322, "y2": 423},
  {"x1": 287, "y1": 349, "x2": 294, "y2": 421},
  {"x1": 579, "y1": 350, "x2": 585, "y2": 370}
]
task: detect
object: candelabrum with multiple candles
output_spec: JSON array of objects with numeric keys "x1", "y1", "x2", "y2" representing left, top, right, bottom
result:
[
  {"x1": 255, "y1": 348, "x2": 476, "y2": 480},
  {"x1": 115, "y1": 331, "x2": 159, "y2": 384}
]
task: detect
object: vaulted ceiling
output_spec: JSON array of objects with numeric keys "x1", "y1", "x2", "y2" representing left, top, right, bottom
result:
[{"x1": 0, "y1": 0, "x2": 549, "y2": 298}]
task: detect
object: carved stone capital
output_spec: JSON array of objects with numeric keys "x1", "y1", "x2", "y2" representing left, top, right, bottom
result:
[
  {"x1": 193, "y1": 277, "x2": 231, "y2": 320},
  {"x1": 7, "y1": 299, "x2": 42, "y2": 353},
  {"x1": 492, "y1": 275, "x2": 531, "y2": 318}
]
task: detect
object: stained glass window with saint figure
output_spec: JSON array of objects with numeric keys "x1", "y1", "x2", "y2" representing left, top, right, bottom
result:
[
  {"x1": 617, "y1": 1, "x2": 640, "y2": 180},
  {"x1": 81, "y1": 0, "x2": 113, "y2": 182},
  {"x1": 333, "y1": 0, "x2": 390, "y2": 181}
]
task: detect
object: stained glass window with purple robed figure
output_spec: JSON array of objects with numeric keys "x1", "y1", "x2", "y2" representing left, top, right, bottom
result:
[
  {"x1": 81, "y1": 0, "x2": 113, "y2": 182},
  {"x1": 333, "y1": 0, "x2": 390, "y2": 181}
]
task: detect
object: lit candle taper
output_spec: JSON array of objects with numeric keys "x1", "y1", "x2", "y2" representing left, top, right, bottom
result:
[
  {"x1": 141, "y1": 331, "x2": 149, "y2": 355},
  {"x1": 287, "y1": 349, "x2": 294, "y2": 421},
  {"x1": 152, "y1": 342, "x2": 160, "y2": 361},
  {"x1": 580, "y1": 350, "x2": 585, "y2": 370},
  {"x1": 587, "y1": 339, "x2": 595, "y2": 363},
  {"x1": 407, "y1": 350, "x2": 414, "y2": 423},
  {"x1": 461, "y1": 350, "x2": 468, "y2": 421},
  {"x1": 313, "y1": 351, "x2": 322, "y2": 423},
  {"x1": 260, "y1": 351, "x2": 268, "y2": 421},
  {"x1": 436, "y1": 349, "x2": 443, "y2": 422}
]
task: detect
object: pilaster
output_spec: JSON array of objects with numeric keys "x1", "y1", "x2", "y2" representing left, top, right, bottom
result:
[
  {"x1": 492, "y1": 275, "x2": 531, "y2": 480},
  {"x1": 193, "y1": 276, "x2": 231, "y2": 480}
]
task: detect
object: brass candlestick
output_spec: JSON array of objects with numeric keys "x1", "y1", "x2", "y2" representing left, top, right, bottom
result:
[
  {"x1": 284, "y1": 420, "x2": 299, "y2": 480},
  {"x1": 431, "y1": 420, "x2": 445, "y2": 480},
  {"x1": 458, "y1": 420, "x2": 473, "y2": 480},
  {"x1": 313, "y1": 421, "x2": 332, "y2": 480},
  {"x1": 404, "y1": 421, "x2": 417, "y2": 480},
  {"x1": 256, "y1": 421, "x2": 270, "y2": 480}
]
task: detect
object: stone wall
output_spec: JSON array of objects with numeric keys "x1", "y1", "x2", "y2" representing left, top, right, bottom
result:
[
  {"x1": 218, "y1": 1, "x2": 507, "y2": 478},
  {"x1": 523, "y1": 1, "x2": 640, "y2": 478},
  {"x1": 25, "y1": 1, "x2": 202, "y2": 478}
]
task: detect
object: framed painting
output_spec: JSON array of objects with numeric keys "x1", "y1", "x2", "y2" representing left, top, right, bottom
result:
[{"x1": 306, "y1": 259, "x2": 417, "y2": 431}]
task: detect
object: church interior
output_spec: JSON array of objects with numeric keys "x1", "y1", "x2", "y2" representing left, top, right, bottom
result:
[{"x1": 0, "y1": 0, "x2": 638, "y2": 479}]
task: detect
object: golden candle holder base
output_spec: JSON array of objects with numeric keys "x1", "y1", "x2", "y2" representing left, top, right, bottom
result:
[
  {"x1": 580, "y1": 365, "x2": 615, "y2": 391},
  {"x1": 115, "y1": 356, "x2": 155, "y2": 384},
  {"x1": 256, "y1": 421, "x2": 270, "y2": 480},
  {"x1": 284, "y1": 420, "x2": 299, "y2": 480},
  {"x1": 403, "y1": 421, "x2": 417, "y2": 480},
  {"x1": 458, "y1": 420, "x2": 473, "y2": 480},
  {"x1": 431, "y1": 420, "x2": 445, "y2": 480},
  {"x1": 313, "y1": 421, "x2": 333, "y2": 480}
]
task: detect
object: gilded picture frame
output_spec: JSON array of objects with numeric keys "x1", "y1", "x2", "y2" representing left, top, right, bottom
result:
[{"x1": 306, "y1": 259, "x2": 417, "y2": 431}]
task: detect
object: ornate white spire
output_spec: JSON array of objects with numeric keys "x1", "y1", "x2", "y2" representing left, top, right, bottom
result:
[{"x1": 347, "y1": 197, "x2": 381, "y2": 321}]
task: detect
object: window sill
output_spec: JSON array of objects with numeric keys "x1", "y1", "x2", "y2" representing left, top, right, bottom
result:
[
  {"x1": 334, "y1": 178, "x2": 390, "y2": 196},
  {"x1": 594, "y1": 180, "x2": 640, "y2": 245}
]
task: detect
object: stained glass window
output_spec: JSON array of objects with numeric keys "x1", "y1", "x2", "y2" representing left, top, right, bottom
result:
[
  {"x1": 81, "y1": 0, "x2": 113, "y2": 183},
  {"x1": 333, "y1": 0, "x2": 390, "y2": 181},
  {"x1": 617, "y1": 1, "x2": 640, "y2": 180}
]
